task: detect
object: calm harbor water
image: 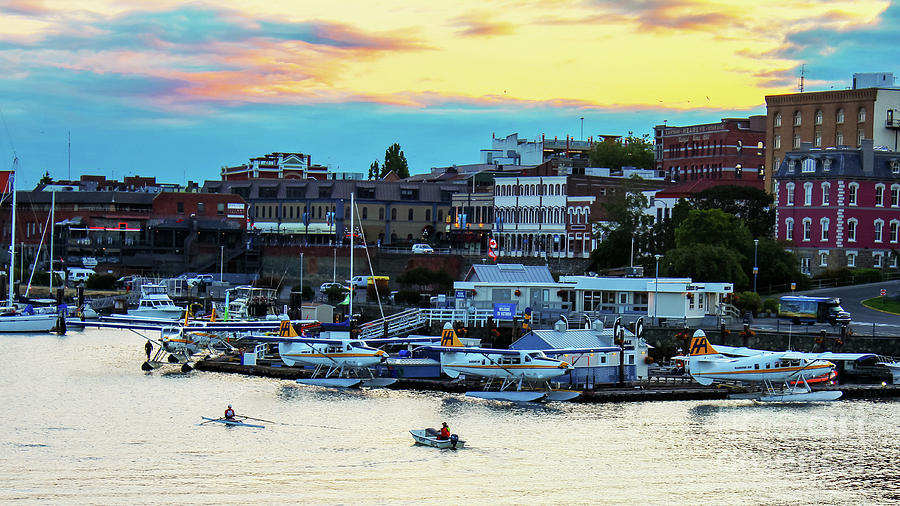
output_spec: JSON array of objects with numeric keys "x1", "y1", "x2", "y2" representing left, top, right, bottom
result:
[{"x1": 1, "y1": 328, "x2": 899, "y2": 505}]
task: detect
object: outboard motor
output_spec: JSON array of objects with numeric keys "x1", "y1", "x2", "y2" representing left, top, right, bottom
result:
[{"x1": 449, "y1": 434, "x2": 459, "y2": 449}]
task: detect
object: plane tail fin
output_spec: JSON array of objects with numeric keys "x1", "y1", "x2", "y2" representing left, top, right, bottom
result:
[
  {"x1": 210, "y1": 306, "x2": 216, "y2": 322},
  {"x1": 440, "y1": 323, "x2": 463, "y2": 347},
  {"x1": 279, "y1": 319, "x2": 299, "y2": 338},
  {"x1": 687, "y1": 330, "x2": 719, "y2": 356}
]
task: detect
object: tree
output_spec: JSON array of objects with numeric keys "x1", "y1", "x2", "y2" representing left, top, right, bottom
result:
[
  {"x1": 664, "y1": 209, "x2": 753, "y2": 287},
  {"x1": 588, "y1": 134, "x2": 654, "y2": 170},
  {"x1": 687, "y1": 185, "x2": 775, "y2": 239},
  {"x1": 368, "y1": 160, "x2": 380, "y2": 180},
  {"x1": 382, "y1": 143, "x2": 409, "y2": 179},
  {"x1": 589, "y1": 177, "x2": 656, "y2": 270}
]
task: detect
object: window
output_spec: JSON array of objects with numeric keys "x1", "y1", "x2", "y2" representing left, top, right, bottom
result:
[
  {"x1": 197, "y1": 202, "x2": 205, "y2": 214},
  {"x1": 874, "y1": 219, "x2": 884, "y2": 242},
  {"x1": 216, "y1": 203, "x2": 224, "y2": 215},
  {"x1": 379, "y1": 208, "x2": 384, "y2": 220},
  {"x1": 774, "y1": 113, "x2": 782, "y2": 127},
  {"x1": 858, "y1": 107, "x2": 866, "y2": 122},
  {"x1": 785, "y1": 218, "x2": 794, "y2": 241},
  {"x1": 408, "y1": 209, "x2": 413, "y2": 221},
  {"x1": 815, "y1": 109, "x2": 823, "y2": 125},
  {"x1": 823, "y1": 158, "x2": 832, "y2": 171},
  {"x1": 847, "y1": 219, "x2": 857, "y2": 242},
  {"x1": 857, "y1": 130, "x2": 864, "y2": 146},
  {"x1": 874, "y1": 252, "x2": 883, "y2": 268},
  {"x1": 848, "y1": 183, "x2": 858, "y2": 205},
  {"x1": 819, "y1": 251, "x2": 828, "y2": 267},
  {"x1": 892, "y1": 185, "x2": 900, "y2": 207},
  {"x1": 820, "y1": 218, "x2": 829, "y2": 241},
  {"x1": 892, "y1": 160, "x2": 900, "y2": 174},
  {"x1": 876, "y1": 185, "x2": 885, "y2": 206},
  {"x1": 793, "y1": 134, "x2": 801, "y2": 148},
  {"x1": 425, "y1": 209, "x2": 431, "y2": 221},
  {"x1": 259, "y1": 186, "x2": 278, "y2": 198},
  {"x1": 362, "y1": 207, "x2": 368, "y2": 219},
  {"x1": 821, "y1": 183, "x2": 830, "y2": 205},
  {"x1": 391, "y1": 208, "x2": 397, "y2": 220},
  {"x1": 836, "y1": 108, "x2": 844, "y2": 124},
  {"x1": 803, "y1": 182, "x2": 813, "y2": 206},
  {"x1": 357, "y1": 187, "x2": 375, "y2": 199},
  {"x1": 801, "y1": 257, "x2": 811, "y2": 274},
  {"x1": 802, "y1": 158, "x2": 816, "y2": 173},
  {"x1": 400, "y1": 188, "x2": 419, "y2": 200},
  {"x1": 803, "y1": 218, "x2": 812, "y2": 241},
  {"x1": 319, "y1": 186, "x2": 332, "y2": 198},
  {"x1": 814, "y1": 131, "x2": 822, "y2": 147},
  {"x1": 836, "y1": 131, "x2": 844, "y2": 145},
  {"x1": 177, "y1": 202, "x2": 184, "y2": 214},
  {"x1": 891, "y1": 221, "x2": 899, "y2": 243},
  {"x1": 794, "y1": 111, "x2": 802, "y2": 126},
  {"x1": 774, "y1": 135, "x2": 781, "y2": 149},
  {"x1": 786, "y1": 183, "x2": 795, "y2": 206},
  {"x1": 847, "y1": 251, "x2": 856, "y2": 267}
]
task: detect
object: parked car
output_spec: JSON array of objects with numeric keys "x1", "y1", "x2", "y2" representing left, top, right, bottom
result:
[
  {"x1": 411, "y1": 243, "x2": 434, "y2": 254},
  {"x1": 319, "y1": 282, "x2": 348, "y2": 293},
  {"x1": 188, "y1": 274, "x2": 215, "y2": 286}
]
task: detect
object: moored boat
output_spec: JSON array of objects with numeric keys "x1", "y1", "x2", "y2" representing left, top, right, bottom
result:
[{"x1": 130, "y1": 284, "x2": 184, "y2": 319}]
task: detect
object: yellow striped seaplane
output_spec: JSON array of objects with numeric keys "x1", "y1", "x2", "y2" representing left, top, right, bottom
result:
[
  {"x1": 685, "y1": 329, "x2": 875, "y2": 402},
  {"x1": 417, "y1": 323, "x2": 612, "y2": 402}
]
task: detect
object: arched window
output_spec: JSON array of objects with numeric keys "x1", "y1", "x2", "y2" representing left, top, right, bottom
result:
[
  {"x1": 425, "y1": 209, "x2": 431, "y2": 221},
  {"x1": 408, "y1": 209, "x2": 413, "y2": 221},
  {"x1": 362, "y1": 207, "x2": 368, "y2": 219},
  {"x1": 815, "y1": 110, "x2": 823, "y2": 125},
  {"x1": 876, "y1": 184, "x2": 885, "y2": 206},
  {"x1": 802, "y1": 218, "x2": 812, "y2": 241},
  {"x1": 892, "y1": 184, "x2": 900, "y2": 207},
  {"x1": 836, "y1": 108, "x2": 844, "y2": 124},
  {"x1": 847, "y1": 219, "x2": 857, "y2": 242},
  {"x1": 874, "y1": 219, "x2": 884, "y2": 242},
  {"x1": 774, "y1": 112, "x2": 782, "y2": 127},
  {"x1": 803, "y1": 182, "x2": 813, "y2": 206},
  {"x1": 785, "y1": 218, "x2": 794, "y2": 241},
  {"x1": 391, "y1": 208, "x2": 397, "y2": 220},
  {"x1": 858, "y1": 107, "x2": 866, "y2": 122},
  {"x1": 820, "y1": 217, "x2": 830, "y2": 241},
  {"x1": 794, "y1": 111, "x2": 802, "y2": 126},
  {"x1": 848, "y1": 183, "x2": 858, "y2": 205},
  {"x1": 821, "y1": 182, "x2": 830, "y2": 206}
]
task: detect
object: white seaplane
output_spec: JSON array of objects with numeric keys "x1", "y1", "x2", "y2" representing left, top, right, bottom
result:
[
  {"x1": 268, "y1": 321, "x2": 397, "y2": 388},
  {"x1": 685, "y1": 330, "x2": 875, "y2": 402},
  {"x1": 418, "y1": 323, "x2": 593, "y2": 402}
]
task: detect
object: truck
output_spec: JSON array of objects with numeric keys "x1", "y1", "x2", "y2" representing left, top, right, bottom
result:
[{"x1": 778, "y1": 295, "x2": 851, "y2": 325}]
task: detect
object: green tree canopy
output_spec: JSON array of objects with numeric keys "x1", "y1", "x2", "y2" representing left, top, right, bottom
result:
[
  {"x1": 663, "y1": 244, "x2": 750, "y2": 286},
  {"x1": 590, "y1": 177, "x2": 656, "y2": 270},
  {"x1": 383, "y1": 143, "x2": 409, "y2": 178},
  {"x1": 368, "y1": 160, "x2": 380, "y2": 180},
  {"x1": 687, "y1": 185, "x2": 774, "y2": 239},
  {"x1": 588, "y1": 134, "x2": 654, "y2": 170}
]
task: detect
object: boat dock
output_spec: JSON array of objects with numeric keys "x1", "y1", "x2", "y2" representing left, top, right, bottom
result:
[{"x1": 193, "y1": 355, "x2": 900, "y2": 403}]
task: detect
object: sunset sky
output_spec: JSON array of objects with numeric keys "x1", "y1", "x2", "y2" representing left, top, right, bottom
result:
[{"x1": 1, "y1": 0, "x2": 897, "y2": 188}]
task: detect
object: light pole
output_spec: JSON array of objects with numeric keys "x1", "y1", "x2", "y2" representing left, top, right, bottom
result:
[
  {"x1": 580, "y1": 117, "x2": 584, "y2": 140},
  {"x1": 753, "y1": 239, "x2": 759, "y2": 293},
  {"x1": 219, "y1": 245, "x2": 224, "y2": 282},
  {"x1": 654, "y1": 254, "x2": 663, "y2": 325},
  {"x1": 300, "y1": 252, "x2": 304, "y2": 302}
]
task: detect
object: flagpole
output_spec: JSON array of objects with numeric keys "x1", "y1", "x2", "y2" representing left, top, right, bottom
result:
[{"x1": 349, "y1": 192, "x2": 354, "y2": 323}]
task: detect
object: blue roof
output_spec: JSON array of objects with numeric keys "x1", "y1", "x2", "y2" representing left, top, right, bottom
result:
[
  {"x1": 510, "y1": 327, "x2": 630, "y2": 350},
  {"x1": 775, "y1": 144, "x2": 900, "y2": 180}
]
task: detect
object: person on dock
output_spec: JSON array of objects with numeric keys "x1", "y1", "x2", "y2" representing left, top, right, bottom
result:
[
  {"x1": 145, "y1": 341, "x2": 153, "y2": 360},
  {"x1": 438, "y1": 422, "x2": 450, "y2": 440},
  {"x1": 224, "y1": 404, "x2": 235, "y2": 420}
]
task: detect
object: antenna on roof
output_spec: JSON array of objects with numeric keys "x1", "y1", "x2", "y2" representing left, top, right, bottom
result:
[{"x1": 799, "y1": 64, "x2": 806, "y2": 93}]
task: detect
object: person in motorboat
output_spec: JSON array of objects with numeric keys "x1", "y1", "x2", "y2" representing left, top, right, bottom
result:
[
  {"x1": 439, "y1": 422, "x2": 450, "y2": 440},
  {"x1": 224, "y1": 404, "x2": 235, "y2": 420}
]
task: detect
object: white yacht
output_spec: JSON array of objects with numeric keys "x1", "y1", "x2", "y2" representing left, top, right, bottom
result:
[{"x1": 130, "y1": 284, "x2": 184, "y2": 320}]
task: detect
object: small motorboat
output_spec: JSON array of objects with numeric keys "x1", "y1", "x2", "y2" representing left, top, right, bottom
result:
[
  {"x1": 409, "y1": 429, "x2": 464, "y2": 449},
  {"x1": 201, "y1": 416, "x2": 265, "y2": 429}
]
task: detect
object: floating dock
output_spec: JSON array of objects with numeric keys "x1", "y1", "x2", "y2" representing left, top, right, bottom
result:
[{"x1": 193, "y1": 355, "x2": 900, "y2": 403}]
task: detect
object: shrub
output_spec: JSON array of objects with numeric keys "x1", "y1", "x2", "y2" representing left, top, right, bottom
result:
[
  {"x1": 850, "y1": 268, "x2": 882, "y2": 284},
  {"x1": 762, "y1": 298, "x2": 779, "y2": 315},
  {"x1": 85, "y1": 273, "x2": 116, "y2": 290},
  {"x1": 733, "y1": 291, "x2": 761, "y2": 315}
]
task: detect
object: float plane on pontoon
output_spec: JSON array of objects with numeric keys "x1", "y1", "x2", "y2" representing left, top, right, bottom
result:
[
  {"x1": 417, "y1": 323, "x2": 601, "y2": 402},
  {"x1": 685, "y1": 330, "x2": 875, "y2": 402}
]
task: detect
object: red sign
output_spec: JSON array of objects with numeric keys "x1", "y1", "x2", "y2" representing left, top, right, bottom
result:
[{"x1": 881, "y1": 289, "x2": 887, "y2": 296}]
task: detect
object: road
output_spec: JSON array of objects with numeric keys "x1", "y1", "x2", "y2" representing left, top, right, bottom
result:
[{"x1": 755, "y1": 280, "x2": 900, "y2": 337}]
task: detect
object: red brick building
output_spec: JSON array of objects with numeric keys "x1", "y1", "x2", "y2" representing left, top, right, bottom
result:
[
  {"x1": 774, "y1": 140, "x2": 900, "y2": 276},
  {"x1": 654, "y1": 117, "x2": 766, "y2": 189}
]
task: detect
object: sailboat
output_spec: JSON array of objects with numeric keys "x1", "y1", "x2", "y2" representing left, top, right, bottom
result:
[{"x1": 0, "y1": 159, "x2": 59, "y2": 332}]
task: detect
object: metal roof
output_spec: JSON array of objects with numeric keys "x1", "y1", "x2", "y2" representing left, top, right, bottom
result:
[{"x1": 465, "y1": 263, "x2": 555, "y2": 283}]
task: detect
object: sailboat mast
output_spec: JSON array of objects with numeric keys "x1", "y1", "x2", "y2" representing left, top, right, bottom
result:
[
  {"x1": 8, "y1": 163, "x2": 16, "y2": 308},
  {"x1": 49, "y1": 191, "x2": 55, "y2": 294},
  {"x1": 349, "y1": 192, "x2": 354, "y2": 321}
]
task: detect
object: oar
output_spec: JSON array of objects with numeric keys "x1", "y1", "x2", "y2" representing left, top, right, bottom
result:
[
  {"x1": 198, "y1": 417, "x2": 225, "y2": 425},
  {"x1": 236, "y1": 414, "x2": 278, "y2": 424}
]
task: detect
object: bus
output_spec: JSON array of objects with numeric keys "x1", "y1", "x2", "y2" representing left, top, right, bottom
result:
[{"x1": 778, "y1": 295, "x2": 851, "y2": 325}]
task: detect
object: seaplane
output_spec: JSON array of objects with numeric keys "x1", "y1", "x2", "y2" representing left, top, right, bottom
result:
[
  {"x1": 685, "y1": 329, "x2": 875, "y2": 402},
  {"x1": 251, "y1": 320, "x2": 397, "y2": 388},
  {"x1": 417, "y1": 323, "x2": 598, "y2": 402}
]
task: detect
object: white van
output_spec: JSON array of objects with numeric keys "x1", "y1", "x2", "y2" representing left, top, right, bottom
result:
[
  {"x1": 346, "y1": 275, "x2": 371, "y2": 288},
  {"x1": 67, "y1": 268, "x2": 95, "y2": 286}
]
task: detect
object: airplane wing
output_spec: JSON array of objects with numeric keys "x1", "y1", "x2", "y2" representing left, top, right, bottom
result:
[
  {"x1": 781, "y1": 351, "x2": 876, "y2": 362},
  {"x1": 542, "y1": 347, "x2": 621, "y2": 355},
  {"x1": 416, "y1": 346, "x2": 520, "y2": 355},
  {"x1": 366, "y1": 336, "x2": 442, "y2": 346},
  {"x1": 712, "y1": 345, "x2": 764, "y2": 357}
]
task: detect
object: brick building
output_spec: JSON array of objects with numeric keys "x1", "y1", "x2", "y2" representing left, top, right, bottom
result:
[
  {"x1": 774, "y1": 140, "x2": 900, "y2": 276},
  {"x1": 653, "y1": 117, "x2": 766, "y2": 188},
  {"x1": 765, "y1": 80, "x2": 900, "y2": 192}
]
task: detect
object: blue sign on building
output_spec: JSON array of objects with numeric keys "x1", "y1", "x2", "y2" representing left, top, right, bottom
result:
[
  {"x1": 493, "y1": 303, "x2": 516, "y2": 320},
  {"x1": 455, "y1": 290, "x2": 466, "y2": 299}
]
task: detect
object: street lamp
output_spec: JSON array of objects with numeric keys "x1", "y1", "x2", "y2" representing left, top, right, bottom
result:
[
  {"x1": 300, "y1": 251, "x2": 304, "y2": 302},
  {"x1": 580, "y1": 117, "x2": 584, "y2": 140},
  {"x1": 654, "y1": 254, "x2": 663, "y2": 325},
  {"x1": 753, "y1": 239, "x2": 759, "y2": 293}
]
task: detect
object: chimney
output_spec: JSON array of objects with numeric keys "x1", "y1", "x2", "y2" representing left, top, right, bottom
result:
[{"x1": 861, "y1": 139, "x2": 875, "y2": 174}]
